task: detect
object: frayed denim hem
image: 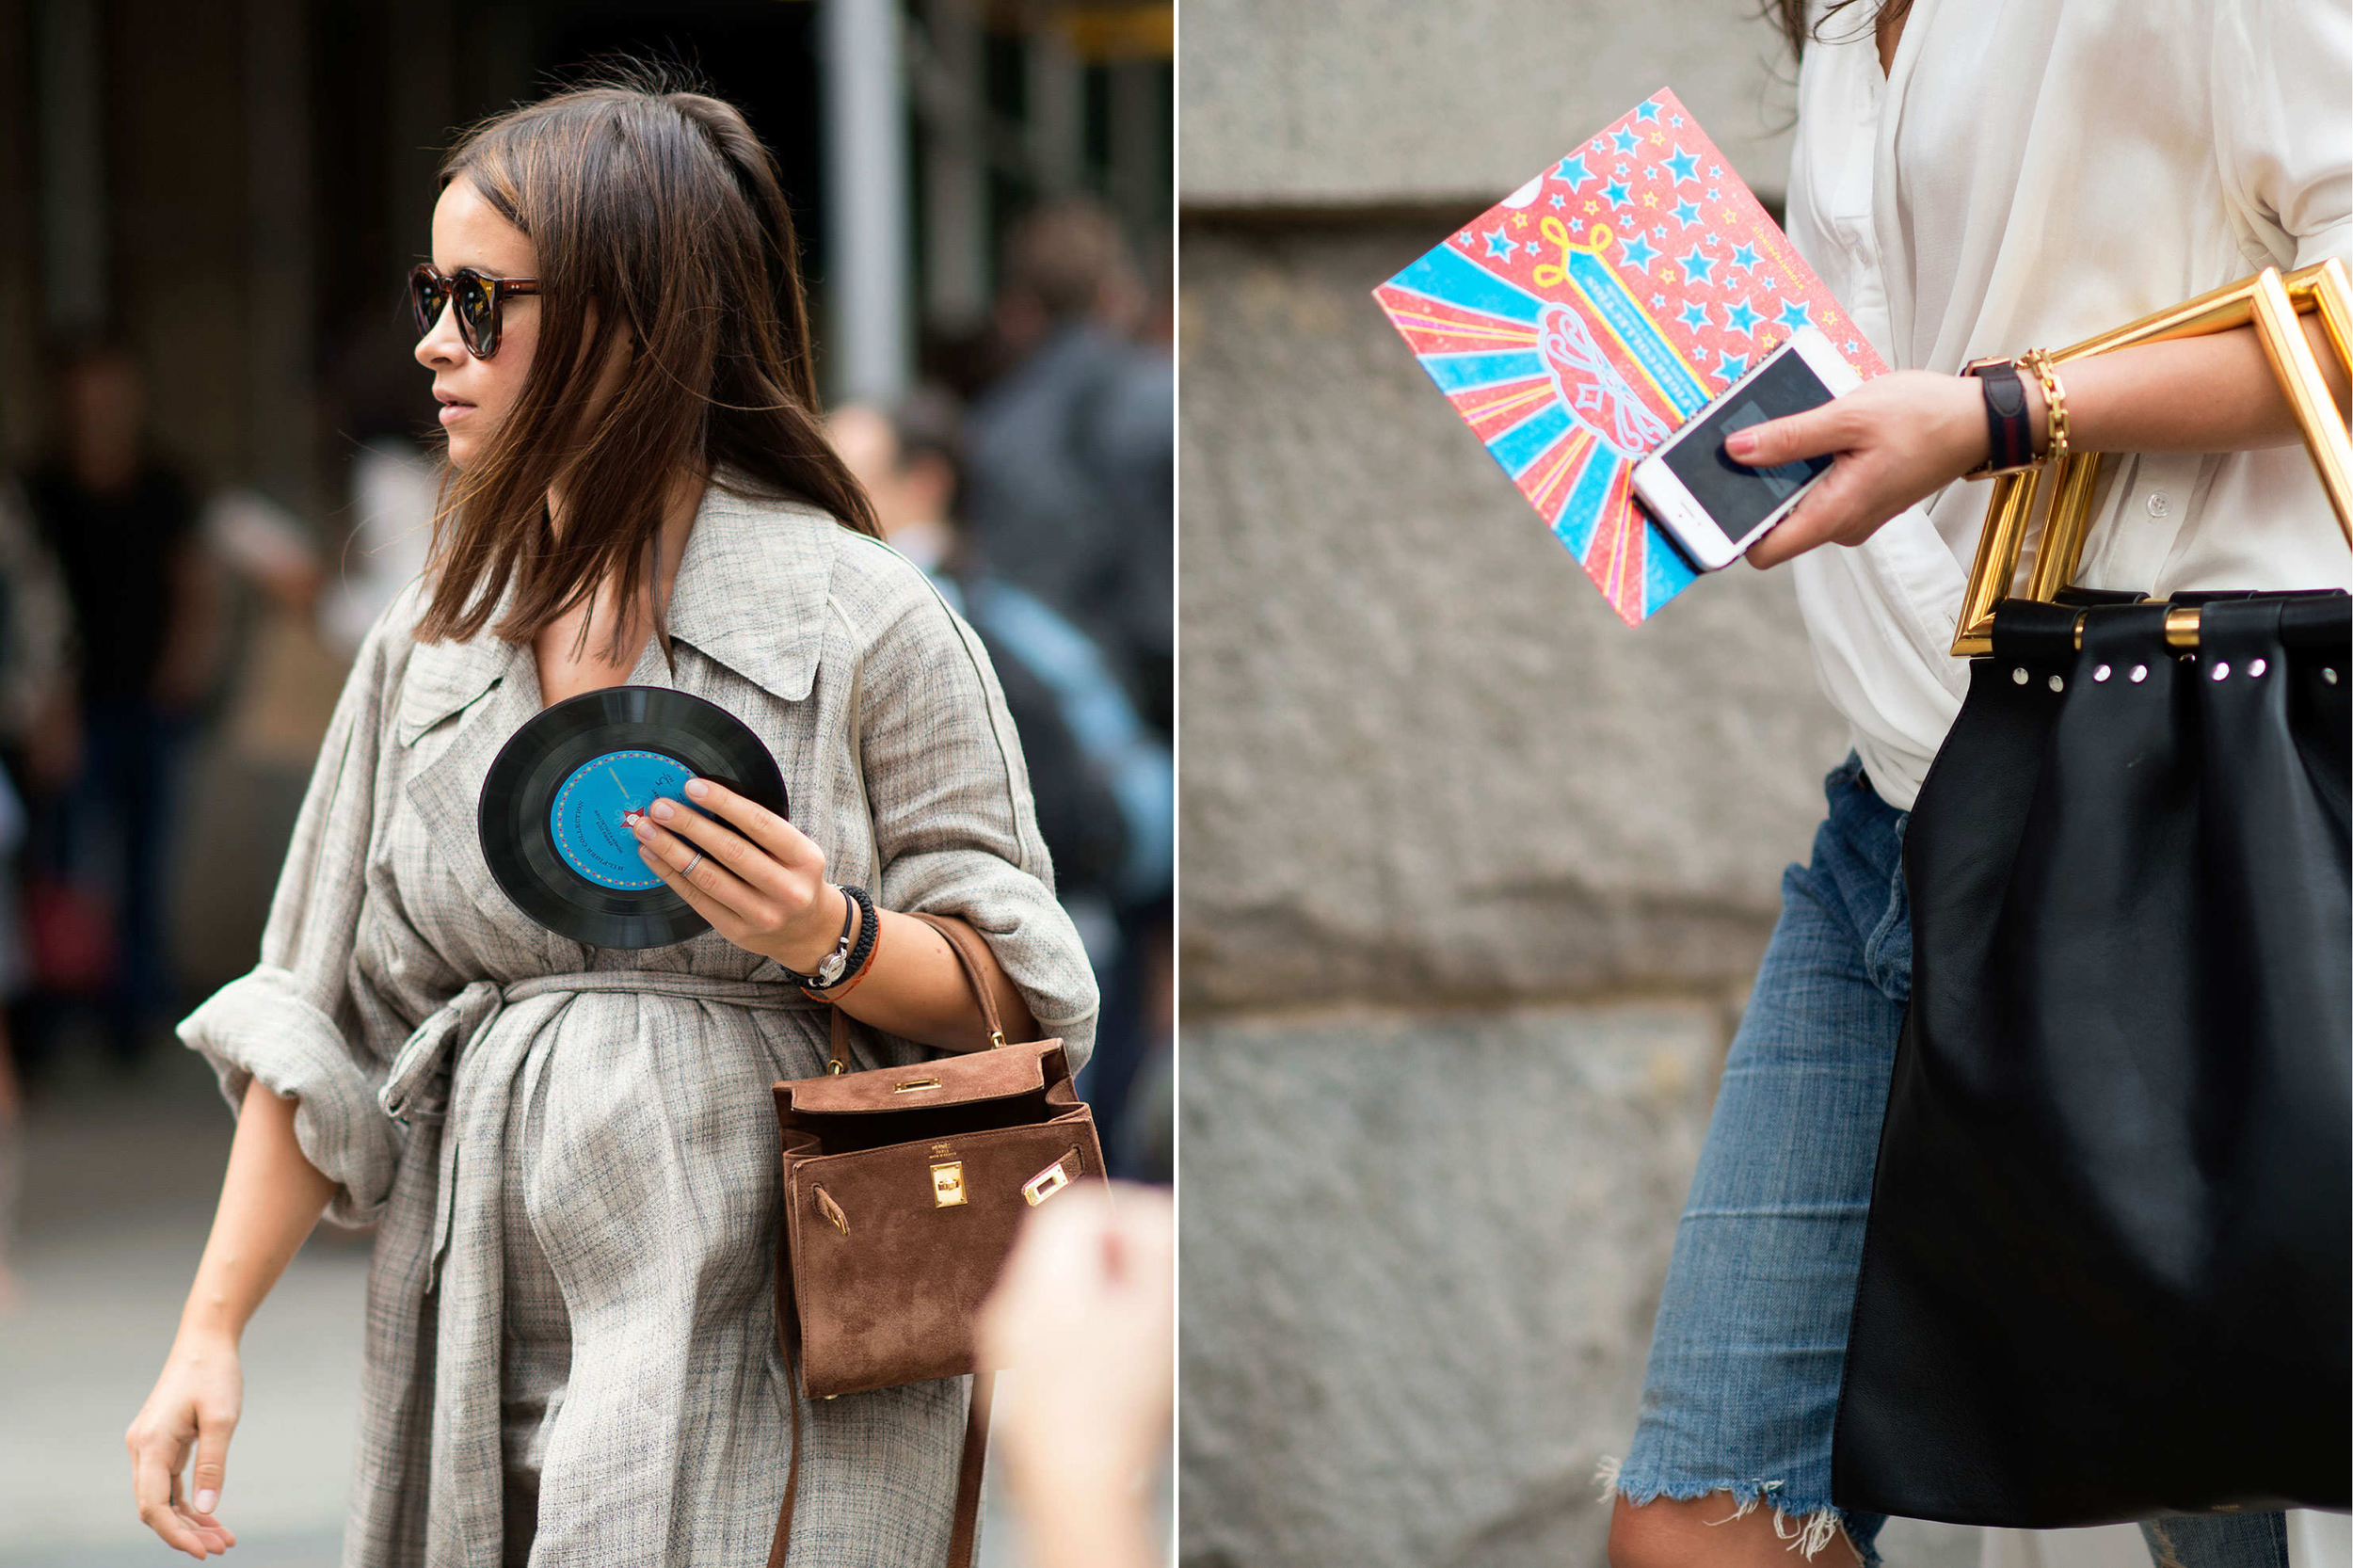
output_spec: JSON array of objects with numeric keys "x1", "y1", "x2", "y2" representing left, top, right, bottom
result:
[{"x1": 1596, "y1": 1455, "x2": 1879, "y2": 1567}]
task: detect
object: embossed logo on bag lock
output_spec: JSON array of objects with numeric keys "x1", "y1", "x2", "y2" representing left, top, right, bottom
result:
[{"x1": 931, "y1": 1160, "x2": 967, "y2": 1208}]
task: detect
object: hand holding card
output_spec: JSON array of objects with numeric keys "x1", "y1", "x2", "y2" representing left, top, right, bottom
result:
[
  {"x1": 1631, "y1": 327, "x2": 1862, "y2": 571},
  {"x1": 1373, "y1": 88, "x2": 1883, "y2": 624}
]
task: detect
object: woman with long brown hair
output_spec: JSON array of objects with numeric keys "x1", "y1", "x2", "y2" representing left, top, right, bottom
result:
[
  {"x1": 123, "y1": 76, "x2": 1096, "y2": 1563},
  {"x1": 1602, "y1": 1, "x2": 2346, "y2": 1564}
]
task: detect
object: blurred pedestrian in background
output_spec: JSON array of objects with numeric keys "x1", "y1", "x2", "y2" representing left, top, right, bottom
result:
[
  {"x1": 0, "y1": 472, "x2": 73, "y2": 1309},
  {"x1": 18, "y1": 337, "x2": 225, "y2": 1073},
  {"x1": 832, "y1": 389, "x2": 1173, "y2": 1179},
  {"x1": 966, "y1": 199, "x2": 1175, "y2": 739},
  {"x1": 317, "y1": 317, "x2": 441, "y2": 663}
]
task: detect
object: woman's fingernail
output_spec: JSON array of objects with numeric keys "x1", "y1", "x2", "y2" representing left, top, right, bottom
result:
[
  {"x1": 621, "y1": 809, "x2": 642, "y2": 826},
  {"x1": 195, "y1": 1489, "x2": 217, "y2": 1513},
  {"x1": 629, "y1": 817, "x2": 651, "y2": 840},
  {"x1": 684, "y1": 777, "x2": 711, "y2": 799},
  {"x1": 1726, "y1": 430, "x2": 1757, "y2": 456},
  {"x1": 649, "y1": 799, "x2": 675, "y2": 822}
]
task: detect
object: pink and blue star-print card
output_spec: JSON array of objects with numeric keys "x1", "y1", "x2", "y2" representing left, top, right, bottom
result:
[{"x1": 1374, "y1": 88, "x2": 1885, "y2": 626}]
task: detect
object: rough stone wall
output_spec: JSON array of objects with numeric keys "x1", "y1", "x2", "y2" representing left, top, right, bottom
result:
[
  {"x1": 1176, "y1": 221, "x2": 1849, "y2": 1014},
  {"x1": 1176, "y1": 7, "x2": 1855, "y2": 1566},
  {"x1": 1178, "y1": 1004, "x2": 1727, "y2": 1568},
  {"x1": 1179, "y1": 0, "x2": 1801, "y2": 208}
]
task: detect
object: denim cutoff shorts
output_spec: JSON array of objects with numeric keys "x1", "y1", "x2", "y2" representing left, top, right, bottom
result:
[{"x1": 1611, "y1": 757, "x2": 2289, "y2": 1568}]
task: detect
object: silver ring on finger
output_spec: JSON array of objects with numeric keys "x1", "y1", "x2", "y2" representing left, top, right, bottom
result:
[{"x1": 680, "y1": 849, "x2": 705, "y2": 875}]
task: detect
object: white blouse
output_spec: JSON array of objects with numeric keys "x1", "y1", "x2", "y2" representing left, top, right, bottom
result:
[{"x1": 1783, "y1": 0, "x2": 2353, "y2": 809}]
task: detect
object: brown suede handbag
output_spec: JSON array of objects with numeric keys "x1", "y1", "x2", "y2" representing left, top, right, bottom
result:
[{"x1": 766, "y1": 912, "x2": 1102, "y2": 1567}]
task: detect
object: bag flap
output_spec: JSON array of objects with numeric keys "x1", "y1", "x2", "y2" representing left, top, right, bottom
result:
[{"x1": 780, "y1": 1037, "x2": 1063, "y2": 1116}]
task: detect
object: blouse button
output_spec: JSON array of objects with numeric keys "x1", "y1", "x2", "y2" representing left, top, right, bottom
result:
[{"x1": 2145, "y1": 491, "x2": 2170, "y2": 519}]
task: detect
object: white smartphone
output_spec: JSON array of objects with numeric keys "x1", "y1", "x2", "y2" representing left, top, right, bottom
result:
[{"x1": 1630, "y1": 325, "x2": 1863, "y2": 571}]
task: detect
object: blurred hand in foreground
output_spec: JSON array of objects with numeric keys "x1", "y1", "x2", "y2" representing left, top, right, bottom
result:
[{"x1": 979, "y1": 1181, "x2": 1174, "y2": 1568}]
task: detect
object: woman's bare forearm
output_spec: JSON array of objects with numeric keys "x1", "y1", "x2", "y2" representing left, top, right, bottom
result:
[
  {"x1": 2030, "y1": 315, "x2": 2347, "y2": 455},
  {"x1": 178, "y1": 1080, "x2": 335, "y2": 1344},
  {"x1": 829, "y1": 908, "x2": 1042, "y2": 1053},
  {"x1": 623, "y1": 780, "x2": 1048, "y2": 1055},
  {"x1": 1737, "y1": 313, "x2": 2351, "y2": 569}
]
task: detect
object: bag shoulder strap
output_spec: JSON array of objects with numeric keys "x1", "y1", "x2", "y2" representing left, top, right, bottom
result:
[{"x1": 765, "y1": 1296, "x2": 993, "y2": 1568}]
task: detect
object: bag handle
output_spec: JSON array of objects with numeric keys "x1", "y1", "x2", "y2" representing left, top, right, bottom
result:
[
  {"x1": 907, "y1": 911, "x2": 1011, "y2": 1048},
  {"x1": 824, "y1": 910, "x2": 1010, "y2": 1072},
  {"x1": 1951, "y1": 259, "x2": 2353, "y2": 656}
]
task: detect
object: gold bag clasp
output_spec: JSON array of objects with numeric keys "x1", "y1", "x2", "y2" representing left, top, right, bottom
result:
[
  {"x1": 1022, "y1": 1157, "x2": 1073, "y2": 1208},
  {"x1": 931, "y1": 1160, "x2": 967, "y2": 1208}
]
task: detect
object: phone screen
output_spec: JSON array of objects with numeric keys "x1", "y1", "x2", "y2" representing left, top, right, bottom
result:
[{"x1": 1661, "y1": 347, "x2": 1837, "y2": 548}]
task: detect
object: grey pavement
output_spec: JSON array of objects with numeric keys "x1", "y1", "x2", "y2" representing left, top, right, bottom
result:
[{"x1": 0, "y1": 1044, "x2": 1164, "y2": 1567}]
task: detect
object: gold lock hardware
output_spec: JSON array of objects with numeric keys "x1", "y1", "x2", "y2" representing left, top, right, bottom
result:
[
  {"x1": 892, "y1": 1077, "x2": 942, "y2": 1094},
  {"x1": 931, "y1": 1160, "x2": 967, "y2": 1208}
]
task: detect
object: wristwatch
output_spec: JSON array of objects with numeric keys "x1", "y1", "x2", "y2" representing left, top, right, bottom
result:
[
  {"x1": 1961, "y1": 355, "x2": 2038, "y2": 477},
  {"x1": 776, "y1": 884, "x2": 874, "y2": 990}
]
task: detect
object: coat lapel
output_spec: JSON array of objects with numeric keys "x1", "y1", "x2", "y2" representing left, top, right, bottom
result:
[{"x1": 664, "y1": 478, "x2": 843, "y2": 704}]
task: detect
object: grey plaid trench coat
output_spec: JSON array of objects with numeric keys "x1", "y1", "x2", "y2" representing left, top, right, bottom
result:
[{"x1": 180, "y1": 478, "x2": 1098, "y2": 1566}]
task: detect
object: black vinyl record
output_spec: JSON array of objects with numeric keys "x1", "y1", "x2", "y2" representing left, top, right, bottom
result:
[{"x1": 477, "y1": 686, "x2": 789, "y2": 949}]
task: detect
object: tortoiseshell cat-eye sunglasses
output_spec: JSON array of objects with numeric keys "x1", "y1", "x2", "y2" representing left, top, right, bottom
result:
[{"x1": 408, "y1": 264, "x2": 539, "y2": 360}]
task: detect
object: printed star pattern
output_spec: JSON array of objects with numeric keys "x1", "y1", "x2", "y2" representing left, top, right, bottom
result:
[{"x1": 1372, "y1": 88, "x2": 1886, "y2": 625}]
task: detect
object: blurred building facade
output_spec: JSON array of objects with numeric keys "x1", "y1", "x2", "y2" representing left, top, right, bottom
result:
[
  {"x1": 0, "y1": 0, "x2": 1172, "y2": 1006},
  {"x1": 1176, "y1": 5, "x2": 1856, "y2": 1566}
]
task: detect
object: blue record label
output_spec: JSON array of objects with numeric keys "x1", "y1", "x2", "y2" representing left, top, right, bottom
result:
[{"x1": 549, "y1": 749, "x2": 694, "y2": 890}]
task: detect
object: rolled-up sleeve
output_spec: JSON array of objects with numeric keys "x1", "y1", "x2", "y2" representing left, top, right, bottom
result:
[
  {"x1": 2213, "y1": 0, "x2": 2353, "y2": 272},
  {"x1": 178, "y1": 604, "x2": 407, "y2": 1225},
  {"x1": 856, "y1": 568, "x2": 1101, "y2": 1069}
]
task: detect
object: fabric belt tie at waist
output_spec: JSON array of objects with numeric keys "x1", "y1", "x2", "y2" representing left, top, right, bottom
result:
[
  {"x1": 375, "y1": 969, "x2": 823, "y2": 1291},
  {"x1": 379, "y1": 969, "x2": 819, "y2": 1126}
]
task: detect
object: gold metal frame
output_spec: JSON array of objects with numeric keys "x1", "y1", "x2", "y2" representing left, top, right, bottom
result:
[{"x1": 1949, "y1": 259, "x2": 2353, "y2": 656}]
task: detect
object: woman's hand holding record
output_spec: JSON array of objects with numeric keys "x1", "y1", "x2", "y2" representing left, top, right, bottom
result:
[
  {"x1": 625, "y1": 777, "x2": 850, "y2": 976},
  {"x1": 477, "y1": 685, "x2": 790, "y2": 949}
]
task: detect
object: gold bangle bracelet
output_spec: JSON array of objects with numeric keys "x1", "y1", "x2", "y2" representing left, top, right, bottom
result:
[{"x1": 2018, "y1": 347, "x2": 2070, "y2": 462}]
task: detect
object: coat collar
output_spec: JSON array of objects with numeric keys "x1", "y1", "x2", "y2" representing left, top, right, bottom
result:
[
  {"x1": 663, "y1": 473, "x2": 841, "y2": 704},
  {"x1": 394, "y1": 472, "x2": 843, "y2": 743}
]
